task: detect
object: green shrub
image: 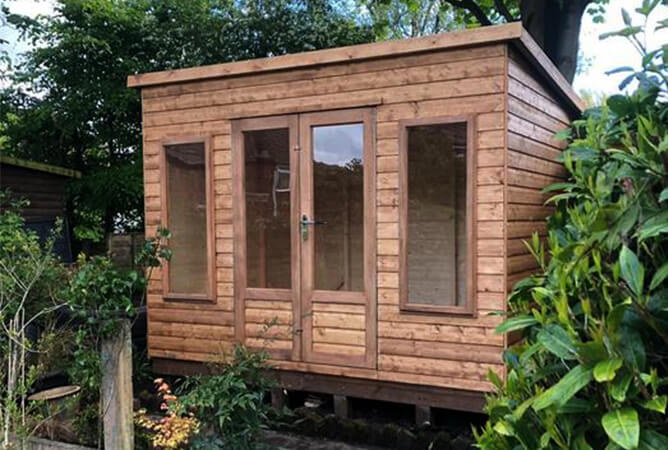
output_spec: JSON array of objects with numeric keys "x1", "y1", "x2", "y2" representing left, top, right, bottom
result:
[
  {"x1": 63, "y1": 227, "x2": 171, "y2": 445},
  {"x1": 178, "y1": 344, "x2": 274, "y2": 449},
  {"x1": 475, "y1": 5, "x2": 668, "y2": 450},
  {"x1": 0, "y1": 191, "x2": 69, "y2": 446}
]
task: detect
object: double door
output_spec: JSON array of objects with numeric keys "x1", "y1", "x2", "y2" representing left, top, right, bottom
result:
[{"x1": 232, "y1": 109, "x2": 376, "y2": 368}]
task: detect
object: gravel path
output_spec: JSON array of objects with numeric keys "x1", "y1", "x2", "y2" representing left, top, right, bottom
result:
[{"x1": 261, "y1": 430, "x2": 386, "y2": 449}]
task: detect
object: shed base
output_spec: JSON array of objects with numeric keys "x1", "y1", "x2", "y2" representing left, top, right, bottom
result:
[{"x1": 152, "y1": 358, "x2": 486, "y2": 413}]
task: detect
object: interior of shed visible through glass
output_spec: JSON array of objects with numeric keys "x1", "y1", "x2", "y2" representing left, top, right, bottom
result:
[{"x1": 407, "y1": 122, "x2": 468, "y2": 307}]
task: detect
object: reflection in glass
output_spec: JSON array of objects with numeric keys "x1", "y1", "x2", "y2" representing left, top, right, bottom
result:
[
  {"x1": 312, "y1": 124, "x2": 364, "y2": 291},
  {"x1": 407, "y1": 122, "x2": 468, "y2": 306},
  {"x1": 166, "y1": 143, "x2": 208, "y2": 295},
  {"x1": 244, "y1": 128, "x2": 291, "y2": 289}
]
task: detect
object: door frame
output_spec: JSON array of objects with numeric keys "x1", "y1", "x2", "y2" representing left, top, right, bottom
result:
[
  {"x1": 231, "y1": 108, "x2": 377, "y2": 369},
  {"x1": 299, "y1": 108, "x2": 377, "y2": 368},
  {"x1": 232, "y1": 115, "x2": 301, "y2": 361}
]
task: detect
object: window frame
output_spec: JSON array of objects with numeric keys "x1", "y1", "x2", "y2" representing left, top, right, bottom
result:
[
  {"x1": 160, "y1": 136, "x2": 216, "y2": 303},
  {"x1": 398, "y1": 115, "x2": 477, "y2": 316}
]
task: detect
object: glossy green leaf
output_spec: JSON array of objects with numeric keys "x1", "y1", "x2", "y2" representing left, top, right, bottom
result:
[
  {"x1": 557, "y1": 397, "x2": 593, "y2": 414},
  {"x1": 620, "y1": 246, "x2": 644, "y2": 297},
  {"x1": 594, "y1": 359, "x2": 624, "y2": 382},
  {"x1": 638, "y1": 222, "x2": 668, "y2": 241},
  {"x1": 493, "y1": 420, "x2": 513, "y2": 436},
  {"x1": 533, "y1": 365, "x2": 593, "y2": 411},
  {"x1": 639, "y1": 430, "x2": 668, "y2": 449},
  {"x1": 659, "y1": 188, "x2": 668, "y2": 202},
  {"x1": 495, "y1": 316, "x2": 538, "y2": 334},
  {"x1": 649, "y1": 263, "x2": 668, "y2": 291},
  {"x1": 622, "y1": 8, "x2": 632, "y2": 26},
  {"x1": 642, "y1": 395, "x2": 667, "y2": 414},
  {"x1": 602, "y1": 408, "x2": 639, "y2": 450},
  {"x1": 575, "y1": 340, "x2": 609, "y2": 365},
  {"x1": 537, "y1": 324, "x2": 577, "y2": 360},
  {"x1": 611, "y1": 372, "x2": 634, "y2": 402}
]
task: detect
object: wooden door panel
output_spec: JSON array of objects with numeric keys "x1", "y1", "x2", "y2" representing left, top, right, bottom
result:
[
  {"x1": 299, "y1": 108, "x2": 377, "y2": 369},
  {"x1": 232, "y1": 115, "x2": 301, "y2": 361}
]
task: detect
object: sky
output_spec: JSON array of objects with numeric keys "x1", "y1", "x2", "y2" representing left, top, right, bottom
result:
[{"x1": 1, "y1": 0, "x2": 667, "y2": 98}]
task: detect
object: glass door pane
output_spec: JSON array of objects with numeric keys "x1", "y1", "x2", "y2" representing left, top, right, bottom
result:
[
  {"x1": 312, "y1": 124, "x2": 364, "y2": 292},
  {"x1": 244, "y1": 128, "x2": 292, "y2": 289}
]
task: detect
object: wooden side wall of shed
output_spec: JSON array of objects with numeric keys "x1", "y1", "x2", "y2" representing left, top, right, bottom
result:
[
  {"x1": 505, "y1": 49, "x2": 570, "y2": 290},
  {"x1": 142, "y1": 43, "x2": 510, "y2": 392},
  {"x1": 0, "y1": 165, "x2": 68, "y2": 220}
]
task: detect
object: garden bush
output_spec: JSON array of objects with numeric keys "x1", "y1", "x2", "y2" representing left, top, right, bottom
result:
[
  {"x1": 63, "y1": 227, "x2": 171, "y2": 445},
  {"x1": 0, "y1": 192, "x2": 171, "y2": 446},
  {"x1": 177, "y1": 344, "x2": 274, "y2": 450},
  {"x1": 475, "y1": 4, "x2": 668, "y2": 449},
  {"x1": 0, "y1": 192, "x2": 69, "y2": 447}
]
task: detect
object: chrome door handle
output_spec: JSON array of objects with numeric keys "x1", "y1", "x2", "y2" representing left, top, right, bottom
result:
[{"x1": 301, "y1": 215, "x2": 327, "y2": 241}]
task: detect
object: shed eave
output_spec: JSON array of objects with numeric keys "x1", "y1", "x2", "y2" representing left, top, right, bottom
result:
[
  {"x1": 127, "y1": 22, "x2": 522, "y2": 88},
  {"x1": 0, "y1": 155, "x2": 82, "y2": 178},
  {"x1": 127, "y1": 21, "x2": 583, "y2": 114}
]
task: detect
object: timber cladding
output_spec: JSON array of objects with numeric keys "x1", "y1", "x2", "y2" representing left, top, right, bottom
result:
[{"x1": 132, "y1": 23, "x2": 581, "y2": 408}]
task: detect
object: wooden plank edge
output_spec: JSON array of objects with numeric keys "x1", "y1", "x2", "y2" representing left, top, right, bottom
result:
[
  {"x1": 514, "y1": 29, "x2": 585, "y2": 114},
  {"x1": 127, "y1": 23, "x2": 522, "y2": 88},
  {"x1": 151, "y1": 358, "x2": 487, "y2": 412}
]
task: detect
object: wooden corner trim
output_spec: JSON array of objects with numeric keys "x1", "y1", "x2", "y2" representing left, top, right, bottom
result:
[
  {"x1": 127, "y1": 23, "x2": 522, "y2": 88},
  {"x1": 516, "y1": 29, "x2": 585, "y2": 113}
]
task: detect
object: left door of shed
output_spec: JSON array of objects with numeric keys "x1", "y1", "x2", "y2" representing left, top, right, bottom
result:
[{"x1": 233, "y1": 115, "x2": 302, "y2": 362}]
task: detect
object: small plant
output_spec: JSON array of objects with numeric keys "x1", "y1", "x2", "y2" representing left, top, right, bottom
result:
[
  {"x1": 135, "y1": 378, "x2": 200, "y2": 449},
  {"x1": 178, "y1": 344, "x2": 274, "y2": 449}
]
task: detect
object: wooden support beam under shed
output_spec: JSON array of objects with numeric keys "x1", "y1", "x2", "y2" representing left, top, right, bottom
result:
[
  {"x1": 334, "y1": 395, "x2": 352, "y2": 419},
  {"x1": 415, "y1": 405, "x2": 433, "y2": 426},
  {"x1": 271, "y1": 387, "x2": 288, "y2": 410}
]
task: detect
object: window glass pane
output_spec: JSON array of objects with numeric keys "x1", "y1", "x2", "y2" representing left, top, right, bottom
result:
[
  {"x1": 313, "y1": 123, "x2": 364, "y2": 291},
  {"x1": 244, "y1": 128, "x2": 291, "y2": 289},
  {"x1": 407, "y1": 122, "x2": 468, "y2": 306},
  {"x1": 165, "y1": 142, "x2": 208, "y2": 295}
]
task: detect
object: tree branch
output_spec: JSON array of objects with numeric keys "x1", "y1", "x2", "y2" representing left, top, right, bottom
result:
[
  {"x1": 444, "y1": 0, "x2": 492, "y2": 26},
  {"x1": 494, "y1": 0, "x2": 516, "y2": 22}
]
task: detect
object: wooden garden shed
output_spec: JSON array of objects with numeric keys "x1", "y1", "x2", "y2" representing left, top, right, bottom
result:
[{"x1": 128, "y1": 22, "x2": 583, "y2": 413}]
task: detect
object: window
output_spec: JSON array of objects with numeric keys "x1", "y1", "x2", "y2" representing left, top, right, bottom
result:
[
  {"x1": 400, "y1": 118, "x2": 474, "y2": 314},
  {"x1": 163, "y1": 139, "x2": 215, "y2": 300}
]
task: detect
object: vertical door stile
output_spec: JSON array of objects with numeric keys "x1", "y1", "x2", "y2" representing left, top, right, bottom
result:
[
  {"x1": 232, "y1": 123, "x2": 246, "y2": 345},
  {"x1": 290, "y1": 115, "x2": 302, "y2": 362},
  {"x1": 299, "y1": 115, "x2": 315, "y2": 363}
]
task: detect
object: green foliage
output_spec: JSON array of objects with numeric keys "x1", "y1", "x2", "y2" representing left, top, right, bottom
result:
[
  {"x1": 62, "y1": 226, "x2": 170, "y2": 444},
  {"x1": 178, "y1": 344, "x2": 274, "y2": 449},
  {"x1": 0, "y1": 191, "x2": 69, "y2": 446},
  {"x1": 475, "y1": 5, "x2": 668, "y2": 449},
  {"x1": 1, "y1": 0, "x2": 374, "y2": 237},
  {"x1": 0, "y1": 191, "x2": 66, "y2": 319}
]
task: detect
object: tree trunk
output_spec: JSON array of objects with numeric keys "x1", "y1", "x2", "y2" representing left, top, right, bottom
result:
[{"x1": 520, "y1": 0, "x2": 591, "y2": 83}]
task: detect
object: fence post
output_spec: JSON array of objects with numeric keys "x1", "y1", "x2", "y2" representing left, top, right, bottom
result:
[{"x1": 101, "y1": 319, "x2": 134, "y2": 449}]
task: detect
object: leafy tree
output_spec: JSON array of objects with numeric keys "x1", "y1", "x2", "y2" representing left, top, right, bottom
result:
[
  {"x1": 364, "y1": 0, "x2": 616, "y2": 82},
  {"x1": 476, "y1": 4, "x2": 668, "y2": 449},
  {"x1": 1, "y1": 0, "x2": 374, "y2": 241}
]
